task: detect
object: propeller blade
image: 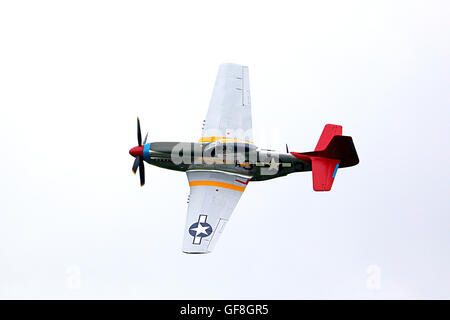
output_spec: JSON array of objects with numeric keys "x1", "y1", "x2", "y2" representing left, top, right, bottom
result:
[
  {"x1": 286, "y1": 144, "x2": 289, "y2": 153},
  {"x1": 137, "y1": 117, "x2": 142, "y2": 146},
  {"x1": 139, "y1": 159, "x2": 145, "y2": 186},
  {"x1": 143, "y1": 132, "x2": 148, "y2": 145},
  {"x1": 132, "y1": 156, "x2": 140, "y2": 174}
]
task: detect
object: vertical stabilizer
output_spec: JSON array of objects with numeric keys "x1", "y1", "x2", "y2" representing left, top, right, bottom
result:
[{"x1": 315, "y1": 124, "x2": 342, "y2": 151}]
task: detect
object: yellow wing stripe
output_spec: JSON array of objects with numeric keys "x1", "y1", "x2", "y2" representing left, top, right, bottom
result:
[
  {"x1": 189, "y1": 180, "x2": 246, "y2": 192},
  {"x1": 198, "y1": 136, "x2": 254, "y2": 144}
]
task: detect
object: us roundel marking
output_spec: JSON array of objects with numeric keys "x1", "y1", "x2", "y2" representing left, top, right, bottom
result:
[{"x1": 189, "y1": 215, "x2": 212, "y2": 245}]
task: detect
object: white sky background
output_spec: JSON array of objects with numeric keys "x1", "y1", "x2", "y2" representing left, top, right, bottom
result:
[{"x1": 0, "y1": 1, "x2": 449, "y2": 299}]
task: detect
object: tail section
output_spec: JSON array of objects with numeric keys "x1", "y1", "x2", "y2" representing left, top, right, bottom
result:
[
  {"x1": 291, "y1": 124, "x2": 359, "y2": 191},
  {"x1": 309, "y1": 157, "x2": 340, "y2": 191},
  {"x1": 315, "y1": 124, "x2": 342, "y2": 151}
]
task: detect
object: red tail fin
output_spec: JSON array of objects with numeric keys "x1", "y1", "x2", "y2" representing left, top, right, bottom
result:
[
  {"x1": 311, "y1": 124, "x2": 342, "y2": 191},
  {"x1": 291, "y1": 124, "x2": 358, "y2": 192},
  {"x1": 310, "y1": 157, "x2": 340, "y2": 191},
  {"x1": 315, "y1": 124, "x2": 342, "y2": 151}
]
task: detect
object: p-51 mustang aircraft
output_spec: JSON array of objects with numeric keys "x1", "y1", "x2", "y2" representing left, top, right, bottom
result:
[{"x1": 129, "y1": 63, "x2": 359, "y2": 254}]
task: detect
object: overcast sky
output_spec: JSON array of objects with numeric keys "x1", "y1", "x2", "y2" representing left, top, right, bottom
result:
[{"x1": 0, "y1": 1, "x2": 449, "y2": 299}]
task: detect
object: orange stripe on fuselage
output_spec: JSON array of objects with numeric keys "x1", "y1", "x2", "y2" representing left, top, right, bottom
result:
[
  {"x1": 198, "y1": 137, "x2": 254, "y2": 144},
  {"x1": 189, "y1": 180, "x2": 246, "y2": 192}
]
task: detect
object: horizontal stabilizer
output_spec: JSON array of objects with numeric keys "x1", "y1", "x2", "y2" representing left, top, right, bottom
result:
[{"x1": 308, "y1": 135, "x2": 359, "y2": 168}]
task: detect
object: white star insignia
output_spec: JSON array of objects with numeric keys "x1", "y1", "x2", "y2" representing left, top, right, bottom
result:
[
  {"x1": 269, "y1": 158, "x2": 280, "y2": 170},
  {"x1": 192, "y1": 223, "x2": 210, "y2": 236}
]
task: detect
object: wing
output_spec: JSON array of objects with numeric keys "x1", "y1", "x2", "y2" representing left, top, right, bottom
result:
[
  {"x1": 200, "y1": 63, "x2": 253, "y2": 145},
  {"x1": 183, "y1": 170, "x2": 250, "y2": 253}
]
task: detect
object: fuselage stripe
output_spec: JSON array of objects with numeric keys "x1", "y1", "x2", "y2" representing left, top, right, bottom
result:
[
  {"x1": 189, "y1": 180, "x2": 246, "y2": 192},
  {"x1": 198, "y1": 137, "x2": 254, "y2": 144}
]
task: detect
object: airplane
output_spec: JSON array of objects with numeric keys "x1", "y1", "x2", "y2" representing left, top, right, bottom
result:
[{"x1": 129, "y1": 63, "x2": 359, "y2": 254}]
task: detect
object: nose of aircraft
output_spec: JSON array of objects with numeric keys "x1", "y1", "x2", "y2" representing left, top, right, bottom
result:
[{"x1": 129, "y1": 145, "x2": 144, "y2": 158}]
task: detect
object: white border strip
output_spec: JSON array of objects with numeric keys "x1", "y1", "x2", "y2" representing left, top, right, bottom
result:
[{"x1": 186, "y1": 169, "x2": 253, "y2": 179}]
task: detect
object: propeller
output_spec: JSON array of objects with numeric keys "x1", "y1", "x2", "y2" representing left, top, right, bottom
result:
[
  {"x1": 286, "y1": 144, "x2": 289, "y2": 153},
  {"x1": 129, "y1": 117, "x2": 148, "y2": 186}
]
